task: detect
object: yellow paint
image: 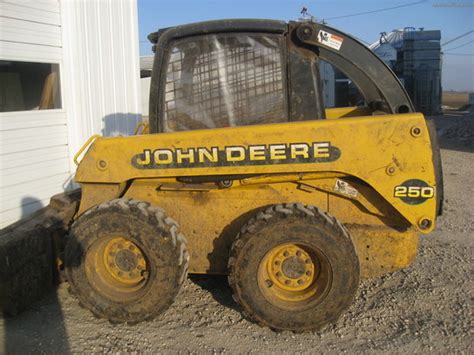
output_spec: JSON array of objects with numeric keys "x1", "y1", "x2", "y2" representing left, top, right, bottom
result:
[
  {"x1": 73, "y1": 113, "x2": 438, "y2": 277},
  {"x1": 75, "y1": 113, "x2": 438, "y2": 233},
  {"x1": 85, "y1": 235, "x2": 149, "y2": 298},
  {"x1": 325, "y1": 106, "x2": 372, "y2": 119},
  {"x1": 264, "y1": 244, "x2": 315, "y2": 291},
  {"x1": 134, "y1": 121, "x2": 149, "y2": 135},
  {"x1": 349, "y1": 225, "x2": 419, "y2": 278},
  {"x1": 102, "y1": 237, "x2": 147, "y2": 285}
]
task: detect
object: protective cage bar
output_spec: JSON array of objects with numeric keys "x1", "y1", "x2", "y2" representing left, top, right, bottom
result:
[
  {"x1": 163, "y1": 33, "x2": 287, "y2": 132},
  {"x1": 148, "y1": 19, "x2": 415, "y2": 133}
]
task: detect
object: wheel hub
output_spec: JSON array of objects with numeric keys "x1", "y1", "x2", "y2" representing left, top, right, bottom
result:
[
  {"x1": 103, "y1": 237, "x2": 147, "y2": 285},
  {"x1": 115, "y1": 249, "x2": 138, "y2": 272},
  {"x1": 281, "y1": 256, "x2": 306, "y2": 279},
  {"x1": 265, "y1": 244, "x2": 315, "y2": 293}
]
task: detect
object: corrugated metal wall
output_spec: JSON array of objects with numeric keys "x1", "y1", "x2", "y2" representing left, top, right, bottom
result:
[
  {"x1": 0, "y1": 0, "x2": 141, "y2": 228},
  {"x1": 61, "y1": 0, "x2": 142, "y2": 154},
  {"x1": 0, "y1": 0, "x2": 68, "y2": 227}
]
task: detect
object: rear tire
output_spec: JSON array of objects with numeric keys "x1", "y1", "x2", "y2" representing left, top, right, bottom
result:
[
  {"x1": 65, "y1": 198, "x2": 189, "y2": 323},
  {"x1": 228, "y1": 203, "x2": 359, "y2": 332}
]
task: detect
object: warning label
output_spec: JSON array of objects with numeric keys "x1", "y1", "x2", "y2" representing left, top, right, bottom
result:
[{"x1": 317, "y1": 30, "x2": 344, "y2": 51}]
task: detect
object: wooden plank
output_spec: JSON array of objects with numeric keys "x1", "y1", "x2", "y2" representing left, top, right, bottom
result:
[
  {"x1": 0, "y1": 17, "x2": 61, "y2": 47},
  {"x1": 39, "y1": 72, "x2": 58, "y2": 109},
  {"x1": 0, "y1": 2, "x2": 60, "y2": 26}
]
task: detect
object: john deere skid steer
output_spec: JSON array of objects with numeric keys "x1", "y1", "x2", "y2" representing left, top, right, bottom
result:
[{"x1": 63, "y1": 20, "x2": 442, "y2": 331}]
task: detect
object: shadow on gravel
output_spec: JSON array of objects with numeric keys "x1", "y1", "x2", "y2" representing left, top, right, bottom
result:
[
  {"x1": 3, "y1": 292, "x2": 70, "y2": 354},
  {"x1": 189, "y1": 275, "x2": 239, "y2": 312},
  {"x1": 2, "y1": 197, "x2": 70, "y2": 354},
  {"x1": 432, "y1": 111, "x2": 474, "y2": 154}
]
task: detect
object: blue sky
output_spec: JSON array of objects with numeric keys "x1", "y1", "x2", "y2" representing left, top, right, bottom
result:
[{"x1": 138, "y1": 0, "x2": 474, "y2": 91}]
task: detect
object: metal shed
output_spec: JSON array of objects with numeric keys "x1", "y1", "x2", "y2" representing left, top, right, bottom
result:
[{"x1": 0, "y1": 0, "x2": 142, "y2": 228}]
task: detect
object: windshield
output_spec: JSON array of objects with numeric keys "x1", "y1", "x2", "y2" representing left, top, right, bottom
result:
[{"x1": 162, "y1": 33, "x2": 287, "y2": 132}]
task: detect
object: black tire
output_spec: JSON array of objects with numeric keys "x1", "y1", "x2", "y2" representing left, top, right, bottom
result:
[
  {"x1": 228, "y1": 203, "x2": 359, "y2": 332},
  {"x1": 65, "y1": 198, "x2": 189, "y2": 323}
]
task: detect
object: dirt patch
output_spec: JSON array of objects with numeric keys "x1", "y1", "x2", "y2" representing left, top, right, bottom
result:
[{"x1": 1, "y1": 113, "x2": 473, "y2": 353}]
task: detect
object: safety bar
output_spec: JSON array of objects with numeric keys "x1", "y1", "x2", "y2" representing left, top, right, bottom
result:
[{"x1": 73, "y1": 134, "x2": 101, "y2": 166}]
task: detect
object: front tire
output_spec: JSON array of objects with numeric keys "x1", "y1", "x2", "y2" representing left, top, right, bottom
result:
[
  {"x1": 65, "y1": 198, "x2": 189, "y2": 324},
  {"x1": 228, "y1": 203, "x2": 359, "y2": 332}
]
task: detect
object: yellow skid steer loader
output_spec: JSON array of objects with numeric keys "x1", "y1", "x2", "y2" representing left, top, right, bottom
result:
[{"x1": 56, "y1": 20, "x2": 443, "y2": 331}]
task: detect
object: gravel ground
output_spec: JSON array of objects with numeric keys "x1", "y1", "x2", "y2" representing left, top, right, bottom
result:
[{"x1": 1, "y1": 111, "x2": 473, "y2": 354}]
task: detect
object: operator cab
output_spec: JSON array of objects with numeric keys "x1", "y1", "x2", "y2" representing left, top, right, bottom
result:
[{"x1": 147, "y1": 20, "x2": 414, "y2": 134}]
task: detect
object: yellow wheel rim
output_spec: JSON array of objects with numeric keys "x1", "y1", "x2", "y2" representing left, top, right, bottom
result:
[
  {"x1": 257, "y1": 243, "x2": 331, "y2": 307},
  {"x1": 86, "y1": 236, "x2": 149, "y2": 301},
  {"x1": 102, "y1": 237, "x2": 147, "y2": 285}
]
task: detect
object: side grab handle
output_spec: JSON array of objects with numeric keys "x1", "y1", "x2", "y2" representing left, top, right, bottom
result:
[{"x1": 74, "y1": 134, "x2": 101, "y2": 166}]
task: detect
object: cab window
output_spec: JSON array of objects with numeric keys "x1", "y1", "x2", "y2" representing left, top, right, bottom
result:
[
  {"x1": 319, "y1": 60, "x2": 365, "y2": 108},
  {"x1": 163, "y1": 33, "x2": 287, "y2": 132}
]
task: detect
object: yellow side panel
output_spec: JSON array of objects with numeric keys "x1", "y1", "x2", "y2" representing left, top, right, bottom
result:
[
  {"x1": 349, "y1": 225, "x2": 418, "y2": 278},
  {"x1": 75, "y1": 113, "x2": 437, "y2": 232}
]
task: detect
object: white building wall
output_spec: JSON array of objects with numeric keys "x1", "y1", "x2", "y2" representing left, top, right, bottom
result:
[
  {"x1": 0, "y1": 0, "x2": 141, "y2": 228},
  {"x1": 141, "y1": 77, "x2": 151, "y2": 116},
  {"x1": 61, "y1": 0, "x2": 142, "y2": 156},
  {"x1": 0, "y1": 0, "x2": 68, "y2": 227}
]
